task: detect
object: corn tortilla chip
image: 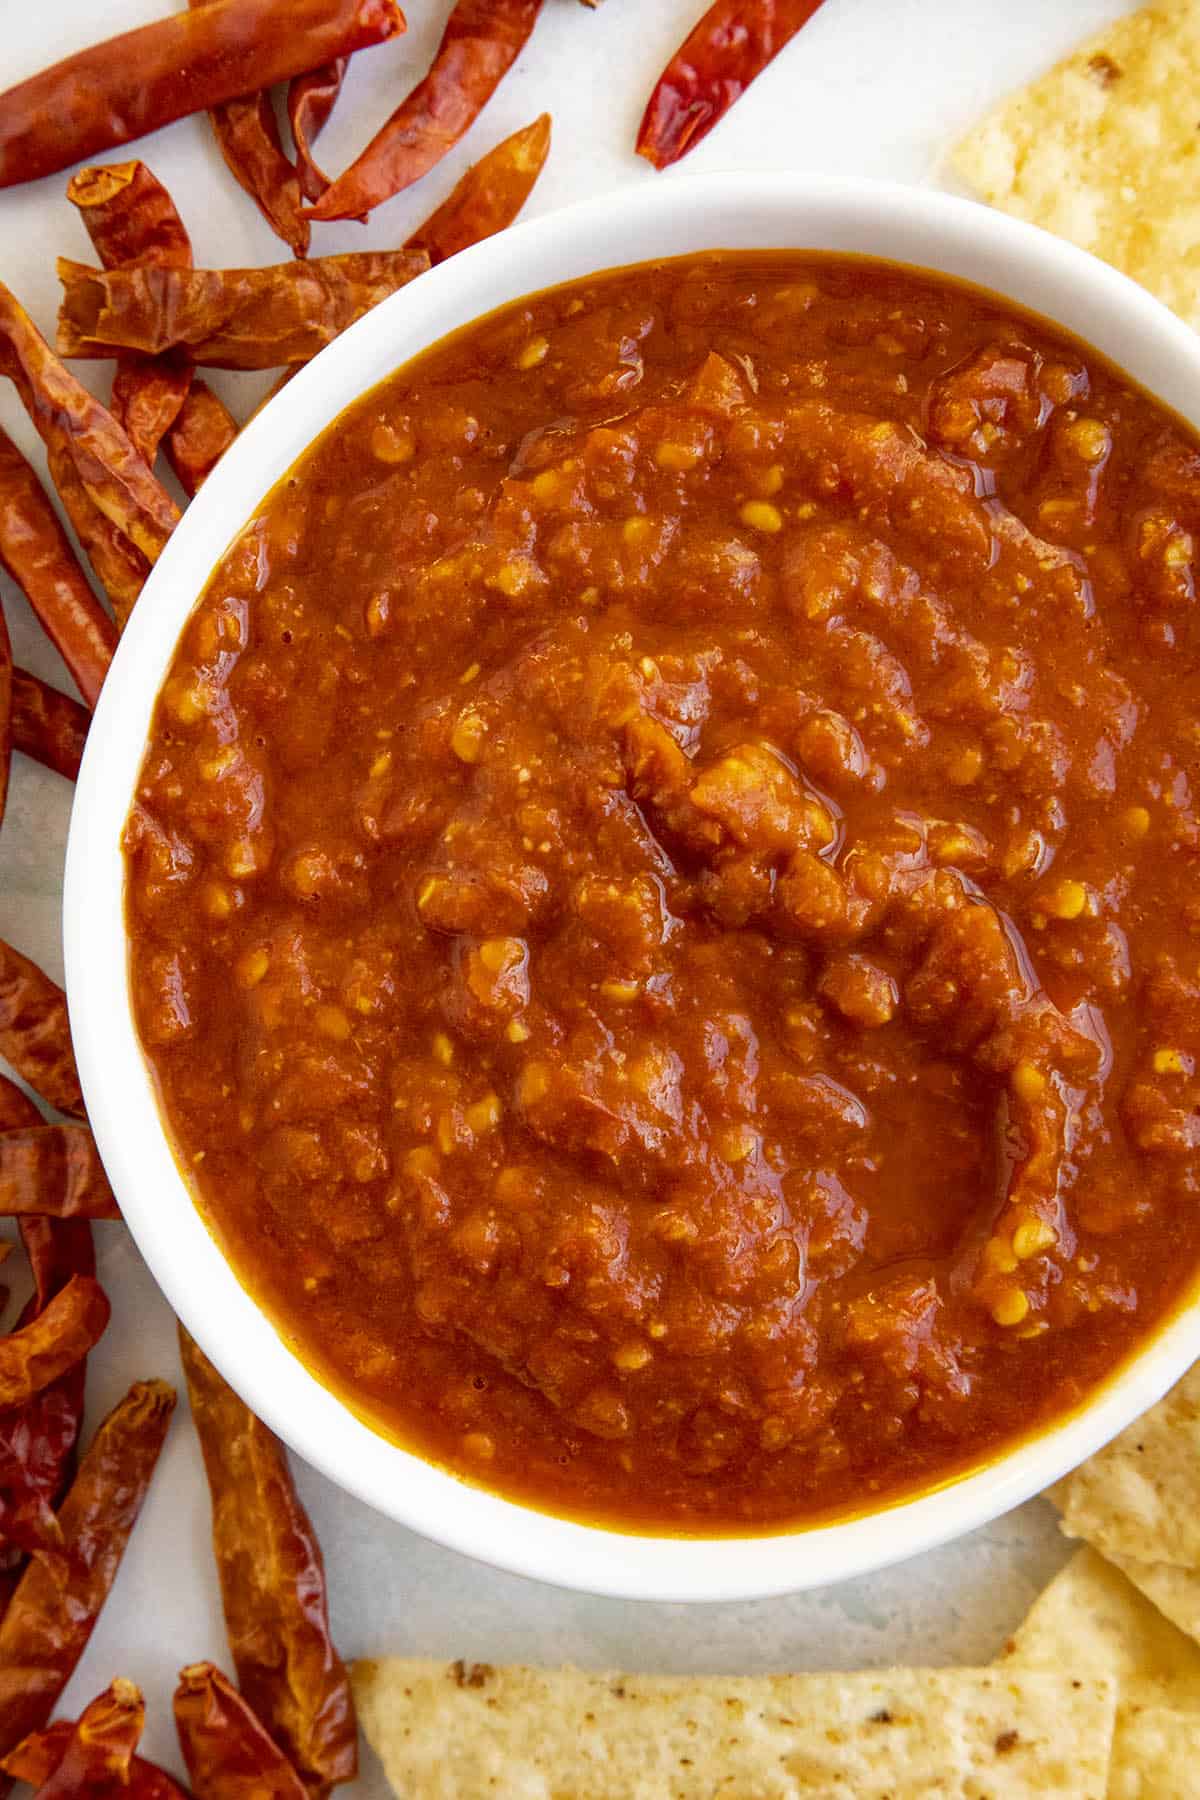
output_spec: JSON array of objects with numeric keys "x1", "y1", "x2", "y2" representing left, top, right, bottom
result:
[
  {"x1": 354, "y1": 1657, "x2": 1115, "y2": 1799},
  {"x1": 1107, "y1": 1705, "x2": 1200, "y2": 1800},
  {"x1": 1049, "y1": 1364, "x2": 1200, "y2": 1566},
  {"x1": 951, "y1": 2, "x2": 1200, "y2": 329},
  {"x1": 1003, "y1": 1546, "x2": 1200, "y2": 1706},
  {"x1": 1110, "y1": 1554, "x2": 1200, "y2": 1649},
  {"x1": 1002, "y1": 1545, "x2": 1200, "y2": 1795}
]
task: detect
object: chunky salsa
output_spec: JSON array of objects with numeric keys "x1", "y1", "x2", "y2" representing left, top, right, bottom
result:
[{"x1": 125, "y1": 253, "x2": 1200, "y2": 1532}]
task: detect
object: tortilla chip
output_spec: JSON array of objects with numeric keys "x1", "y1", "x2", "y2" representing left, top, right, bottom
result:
[
  {"x1": 1049, "y1": 1364, "x2": 1200, "y2": 1567},
  {"x1": 1108, "y1": 1705, "x2": 1200, "y2": 1800},
  {"x1": 354, "y1": 1657, "x2": 1115, "y2": 1799},
  {"x1": 1003, "y1": 1546, "x2": 1200, "y2": 1706},
  {"x1": 1110, "y1": 1554, "x2": 1200, "y2": 1648},
  {"x1": 951, "y1": 2, "x2": 1200, "y2": 329}
]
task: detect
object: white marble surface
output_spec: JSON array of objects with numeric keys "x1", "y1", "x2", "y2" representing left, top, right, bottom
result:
[{"x1": 0, "y1": 1, "x2": 1133, "y2": 1789}]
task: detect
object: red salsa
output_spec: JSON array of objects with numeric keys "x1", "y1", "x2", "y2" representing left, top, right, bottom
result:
[{"x1": 126, "y1": 253, "x2": 1200, "y2": 1531}]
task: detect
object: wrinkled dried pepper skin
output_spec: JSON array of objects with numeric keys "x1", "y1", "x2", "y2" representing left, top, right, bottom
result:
[
  {"x1": 183, "y1": 5, "x2": 310, "y2": 260},
  {"x1": 0, "y1": 1116, "x2": 95, "y2": 1567},
  {"x1": 0, "y1": 1126, "x2": 118, "y2": 1220},
  {"x1": 307, "y1": 0, "x2": 543, "y2": 223},
  {"x1": 0, "y1": 1078, "x2": 38, "y2": 1135},
  {"x1": 180, "y1": 1330, "x2": 356, "y2": 1794},
  {"x1": 0, "y1": 429, "x2": 115, "y2": 707},
  {"x1": 210, "y1": 95, "x2": 311, "y2": 259},
  {"x1": 0, "y1": 940, "x2": 84, "y2": 1120},
  {"x1": 0, "y1": 1275, "x2": 109, "y2": 1410},
  {"x1": 164, "y1": 383, "x2": 239, "y2": 498},
  {"x1": 0, "y1": 1379, "x2": 176, "y2": 1777},
  {"x1": 57, "y1": 251, "x2": 430, "y2": 370},
  {"x1": 0, "y1": 603, "x2": 9, "y2": 837},
  {"x1": 109, "y1": 358, "x2": 193, "y2": 469},
  {"x1": 0, "y1": 1214, "x2": 94, "y2": 1584},
  {"x1": 32, "y1": 1678, "x2": 143, "y2": 1797},
  {"x1": 0, "y1": 282, "x2": 178, "y2": 631},
  {"x1": 67, "y1": 164, "x2": 193, "y2": 273},
  {"x1": 0, "y1": 0, "x2": 407, "y2": 190},
  {"x1": 11, "y1": 671, "x2": 88, "y2": 782},
  {"x1": 288, "y1": 64, "x2": 348, "y2": 204},
  {"x1": 68, "y1": 162, "x2": 196, "y2": 477},
  {"x1": 406, "y1": 114, "x2": 550, "y2": 265},
  {"x1": 175, "y1": 1662, "x2": 309, "y2": 1799},
  {"x1": 637, "y1": 0, "x2": 830, "y2": 168},
  {"x1": 4, "y1": 1692, "x2": 192, "y2": 1796}
]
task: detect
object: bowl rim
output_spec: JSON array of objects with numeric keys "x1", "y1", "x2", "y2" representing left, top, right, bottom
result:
[{"x1": 64, "y1": 169, "x2": 1200, "y2": 1604}]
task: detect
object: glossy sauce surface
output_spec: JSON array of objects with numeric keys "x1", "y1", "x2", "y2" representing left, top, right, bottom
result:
[{"x1": 126, "y1": 254, "x2": 1200, "y2": 1531}]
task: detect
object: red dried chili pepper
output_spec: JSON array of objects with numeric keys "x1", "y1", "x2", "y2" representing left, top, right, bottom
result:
[
  {"x1": 407, "y1": 113, "x2": 551, "y2": 265},
  {"x1": 0, "y1": 1378, "x2": 176, "y2": 1775},
  {"x1": 185, "y1": 2, "x2": 309, "y2": 260},
  {"x1": 175, "y1": 1663, "x2": 308, "y2": 1800},
  {"x1": 0, "y1": 1096, "x2": 91, "y2": 1580},
  {"x1": 288, "y1": 64, "x2": 348, "y2": 204},
  {"x1": 164, "y1": 384, "x2": 239, "y2": 499},
  {"x1": 179, "y1": 1329, "x2": 356, "y2": 1794},
  {"x1": 57, "y1": 251, "x2": 429, "y2": 370},
  {"x1": 0, "y1": 0, "x2": 407, "y2": 191},
  {"x1": 0, "y1": 428, "x2": 115, "y2": 707},
  {"x1": 3, "y1": 1716, "x2": 190, "y2": 1798},
  {"x1": 208, "y1": 98, "x2": 310, "y2": 260},
  {"x1": 0, "y1": 283, "x2": 178, "y2": 630},
  {"x1": 11, "y1": 670, "x2": 89, "y2": 783},
  {"x1": 0, "y1": 1218, "x2": 93, "y2": 1563},
  {"x1": 3, "y1": 1689, "x2": 192, "y2": 1798},
  {"x1": 0, "y1": 940, "x2": 83, "y2": 1121},
  {"x1": 29, "y1": 1678, "x2": 142, "y2": 1796},
  {"x1": 0, "y1": 1077, "x2": 38, "y2": 1134},
  {"x1": 67, "y1": 162, "x2": 195, "y2": 472},
  {"x1": 0, "y1": 1126, "x2": 118, "y2": 1221},
  {"x1": 0, "y1": 603, "x2": 10, "y2": 838},
  {"x1": 0, "y1": 1275, "x2": 108, "y2": 1411},
  {"x1": 106, "y1": 359, "x2": 191, "y2": 470},
  {"x1": 307, "y1": 0, "x2": 544, "y2": 223},
  {"x1": 637, "y1": 0, "x2": 830, "y2": 169},
  {"x1": 67, "y1": 163, "x2": 192, "y2": 272}
]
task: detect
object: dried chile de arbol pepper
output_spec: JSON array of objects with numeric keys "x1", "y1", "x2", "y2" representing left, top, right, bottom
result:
[
  {"x1": 0, "y1": 1125, "x2": 118, "y2": 1220},
  {"x1": 0, "y1": 1217, "x2": 97, "y2": 1563},
  {"x1": 67, "y1": 163, "x2": 192, "y2": 272},
  {"x1": 57, "y1": 250, "x2": 429, "y2": 371},
  {"x1": 164, "y1": 383, "x2": 239, "y2": 499},
  {"x1": 0, "y1": 1076, "x2": 38, "y2": 1134},
  {"x1": 0, "y1": 604, "x2": 9, "y2": 837},
  {"x1": 307, "y1": 0, "x2": 544, "y2": 224},
  {"x1": 0, "y1": 429, "x2": 115, "y2": 707},
  {"x1": 0, "y1": 283, "x2": 179, "y2": 630},
  {"x1": 186, "y1": 1, "x2": 310, "y2": 260},
  {"x1": 0, "y1": 1379, "x2": 176, "y2": 1778},
  {"x1": 0, "y1": 1274, "x2": 109, "y2": 1410},
  {"x1": 288, "y1": 64, "x2": 348, "y2": 205},
  {"x1": 3, "y1": 1683, "x2": 192, "y2": 1797},
  {"x1": 175, "y1": 1662, "x2": 308, "y2": 1800},
  {"x1": 0, "y1": 0, "x2": 407, "y2": 191},
  {"x1": 406, "y1": 114, "x2": 551, "y2": 266},
  {"x1": 11, "y1": 670, "x2": 89, "y2": 783},
  {"x1": 0, "y1": 939, "x2": 84, "y2": 1120},
  {"x1": 637, "y1": 0, "x2": 830, "y2": 169},
  {"x1": 180, "y1": 1328, "x2": 356, "y2": 1795},
  {"x1": 28, "y1": 1678, "x2": 143, "y2": 1796},
  {"x1": 67, "y1": 163, "x2": 195, "y2": 470}
]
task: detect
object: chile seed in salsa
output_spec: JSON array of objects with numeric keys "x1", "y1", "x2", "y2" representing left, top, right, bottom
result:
[{"x1": 125, "y1": 252, "x2": 1200, "y2": 1532}]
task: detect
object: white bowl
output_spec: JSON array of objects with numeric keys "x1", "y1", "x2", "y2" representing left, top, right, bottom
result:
[{"x1": 64, "y1": 173, "x2": 1200, "y2": 1603}]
